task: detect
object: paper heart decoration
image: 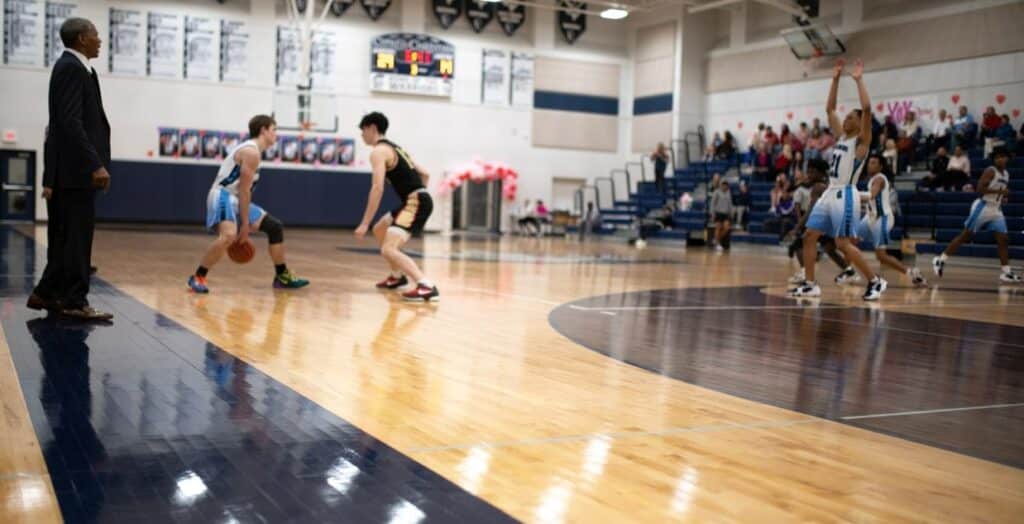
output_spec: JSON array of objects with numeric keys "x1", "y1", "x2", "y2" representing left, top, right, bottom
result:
[
  {"x1": 737, "y1": 121, "x2": 744, "y2": 129},
  {"x1": 875, "y1": 103, "x2": 884, "y2": 113},
  {"x1": 786, "y1": 112, "x2": 794, "y2": 120},
  {"x1": 1013, "y1": 109, "x2": 1021, "y2": 118},
  {"x1": 995, "y1": 94, "x2": 1006, "y2": 105},
  {"x1": 951, "y1": 94, "x2": 960, "y2": 105}
]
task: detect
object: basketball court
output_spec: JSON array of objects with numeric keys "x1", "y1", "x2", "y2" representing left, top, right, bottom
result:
[{"x1": 2, "y1": 0, "x2": 1023, "y2": 522}]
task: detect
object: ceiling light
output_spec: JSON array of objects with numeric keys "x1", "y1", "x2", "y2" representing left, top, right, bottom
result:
[{"x1": 600, "y1": 8, "x2": 628, "y2": 20}]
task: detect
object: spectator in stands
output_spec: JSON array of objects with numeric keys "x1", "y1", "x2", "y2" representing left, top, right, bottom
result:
[
  {"x1": 919, "y1": 146, "x2": 949, "y2": 191},
  {"x1": 805, "y1": 127, "x2": 825, "y2": 160},
  {"x1": 710, "y1": 172, "x2": 721, "y2": 195},
  {"x1": 749, "y1": 123, "x2": 765, "y2": 153},
  {"x1": 882, "y1": 116, "x2": 899, "y2": 146},
  {"x1": 995, "y1": 114, "x2": 1015, "y2": 152},
  {"x1": 774, "y1": 144, "x2": 793, "y2": 177},
  {"x1": 779, "y1": 124, "x2": 791, "y2": 145},
  {"x1": 733, "y1": 180, "x2": 750, "y2": 230},
  {"x1": 953, "y1": 105, "x2": 975, "y2": 147},
  {"x1": 534, "y1": 200, "x2": 550, "y2": 236},
  {"x1": 651, "y1": 142, "x2": 669, "y2": 194},
  {"x1": 790, "y1": 150, "x2": 805, "y2": 177},
  {"x1": 871, "y1": 114, "x2": 884, "y2": 150},
  {"x1": 981, "y1": 106, "x2": 1001, "y2": 138},
  {"x1": 797, "y1": 122, "x2": 809, "y2": 144},
  {"x1": 678, "y1": 191, "x2": 693, "y2": 211},
  {"x1": 712, "y1": 132, "x2": 723, "y2": 149},
  {"x1": 765, "y1": 191, "x2": 797, "y2": 241},
  {"x1": 770, "y1": 174, "x2": 790, "y2": 213},
  {"x1": 882, "y1": 138, "x2": 899, "y2": 174},
  {"x1": 716, "y1": 131, "x2": 737, "y2": 159},
  {"x1": 945, "y1": 145, "x2": 971, "y2": 191},
  {"x1": 896, "y1": 130, "x2": 915, "y2": 172},
  {"x1": 792, "y1": 170, "x2": 812, "y2": 221},
  {"x1": 517, "y1": 199, "x2": 539, "y2": 235},
  {"x1": 764, "y1": 126, "x2": 779, "y2": 153},
  {"x1": 901, "y1": 111, "x2": 920, "y2": 139},
  {"x1": 754, "y1": 144, "x2": 771, "y2": 180},
  {"x1": 710, "y1": 181, "x2": 733, "y2": 252},
  {"x1": 930, "y1": 108, "x2": 951, "y2": 152},
  {"x1": 812, "y1": 117, "x2": 823, "y2": 135}
]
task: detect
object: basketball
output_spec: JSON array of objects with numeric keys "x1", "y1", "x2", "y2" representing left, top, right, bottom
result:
[{"x1": 227, "y1": 239, "x2": 255, "y2": 264}]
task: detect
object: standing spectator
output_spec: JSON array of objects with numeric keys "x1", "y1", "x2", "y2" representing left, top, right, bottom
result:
[
  {"x1": 773, "y1": 144, "x2": 793, "y2": 177},
  {"x1": 28, "y1": 18, "x2": 112, "y2": 321},
  {"x1": 980, "y1": 106, "x2": 1001, "y2": 138},
  {"x1": 710, "y1": 181, "x2": 733, "y2": 252},
  {"x1": 650, "y1": 142, "x2": 669, "y2": 194},
  {"x1": 716, "y1": 131, "x2": 737, "y2": 159},
  {"x1": 733, "y1": 180, "x2": 750, "y2": 230},
  {"x1": 930, "y1": 108, "x2": 951, "y2": 152},
  {"x1": 797, "y1": 122, "x2": 810, "y2": 144},
  {"x1": 946, "y1": 145, "x2": 971, "y2": 191}
]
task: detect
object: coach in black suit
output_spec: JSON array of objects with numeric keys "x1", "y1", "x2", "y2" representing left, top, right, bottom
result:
[{"x1": 27, "y1": 18, "x2": 112, "y2": 321}]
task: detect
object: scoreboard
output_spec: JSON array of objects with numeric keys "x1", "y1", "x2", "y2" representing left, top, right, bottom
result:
[{"x1": 370, "y1": 33, "x2": 455, "y2": 97}]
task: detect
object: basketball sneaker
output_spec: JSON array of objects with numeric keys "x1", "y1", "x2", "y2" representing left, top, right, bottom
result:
[
  {"x1": 187, "y1": 275, "x2": 209, "y2": 294},
  {"x1": 907, "y1": 267, "x2": 928, "y2": 287},
  {"x1": 376, "y1": 274, "x2": 409, "y2": 290},
  {"x1": 999, "y1": 271, "x2": 1022, "y2": 283},
  {"x1": 834, "y1": 267, "x2": 860, "y2": 285},
  {"x1": 788, "y1": 281, "x2": 821, "y2": 297},
  {"x1": 402, "y1": 284, "x2": 440, "y2": 302},
  {"x1": 932, "y1": 256, "x2": 945, "y2": 277},
  {"x1": 863, "y1": 277, "x2": 888, "y2": 301},
  {"x1": 788, "y1": 268, "x2": 806, "y2": 284},
  {"x1": 273, "y1": 270, "x2": 309, "y2": 289}
]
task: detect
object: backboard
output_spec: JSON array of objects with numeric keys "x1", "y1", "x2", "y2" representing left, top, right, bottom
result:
[{"x1": 780, "y1": 22, "x2": 845, "y2": 60}]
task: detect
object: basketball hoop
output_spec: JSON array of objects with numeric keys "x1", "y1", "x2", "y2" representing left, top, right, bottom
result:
[{"x1": 300, "y1": 121, "x2": 316, "y2": 132}]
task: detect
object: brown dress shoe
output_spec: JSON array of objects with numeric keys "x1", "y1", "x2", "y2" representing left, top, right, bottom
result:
[
  {"x1": 60, "y1": 306, "x2": 113, "y2": 322},
  {"x1": 26, "y1": 294, "x2": 60, "y2": 311}
]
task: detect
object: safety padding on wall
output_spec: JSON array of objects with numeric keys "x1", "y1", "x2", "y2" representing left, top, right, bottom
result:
[{"x1": 96, "y1": 160, "x2": 398, "y2": 227}]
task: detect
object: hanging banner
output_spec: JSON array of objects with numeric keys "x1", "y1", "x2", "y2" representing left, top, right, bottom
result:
[
  {"x1": 275, "y1": 25, "x2": 301, "y2": 86},
  {"x1": 330, "y1": 0, "x2": 355, "y2": 16},
  {"x1": 557, "y1": 1, "x2": 586, "y2": 44},
  {"x1": 183, "y1": 16, "x2": 216, "y2": 81},
  {"x1": 510, "y1": 52, "x2": 533, "y2": 107},
  {"x1": 219, "y1": 19, "x2": 248, "y2": 83},
  {"x1": 432, "y1": 0, "x2": 461, "y2": 29},
  {"x1": 109, "y1": 7, "x2": 145, "y2": 75},
  {"x1": 464, "y1": 0, "x2": 495, "y2": 33},
  {"x1": 361, "y1": 0, "x2": 391, "y2": 20},
  {"x1": 370, "y1": 33, "x2": 454, "y2": 97},
  {"x1": 481, "y1": 49, "x2": 507, "y2": 105},
  {"x1": 45, "y1": 1, "x2": 75, "y2": 66},
  {"x1": 309, "y1": 30, "x2": 336, "y2": 89},
  {"x1": 496, "y1": 3, "x2": 525, "y2": 37},
  {"x1": 4, "y1": 0, "x2": 44, "y2": 67},
  {"x1": 146, "y1": 12, "x2": 180, "y2": 79}
]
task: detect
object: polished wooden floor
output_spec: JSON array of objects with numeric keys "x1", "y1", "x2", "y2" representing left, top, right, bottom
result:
[{"x1": 2, "y1": 224, "x2": 1023, "y2": 523}]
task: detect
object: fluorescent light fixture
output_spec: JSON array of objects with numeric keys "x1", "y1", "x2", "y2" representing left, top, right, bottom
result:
[
  {"x1": 482, "y1": 0, "x2": 503, "y2": 3},
  {"x1": 600, "y1": 8, "x2": 628, "y2": 19}
]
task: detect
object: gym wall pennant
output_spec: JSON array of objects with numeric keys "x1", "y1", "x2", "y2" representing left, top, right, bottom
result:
[
  {"x1": 433, "y1": 0, "x2": 462, "y2": 28},
  {"x1": 558, "y1": 1, "x2": 586, "y2": 44},
  {"x1": 330, "y1": 0, "x2": 356, "y2": 16},
  {"x1": 465, "y1": 0, "x2": 496, "y2": 33},
  {"x1": 496, "y1": 3, "x2": 526, "y2": 36},
  {"x1": 361, "y1": 0, "x2": 391, "y2": 20}
]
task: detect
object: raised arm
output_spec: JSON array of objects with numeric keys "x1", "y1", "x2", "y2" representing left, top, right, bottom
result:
[
  {"x1": 355, "y1": 146, "x2": 389, "y2": 238},
  {"x1": 826, "y1": 59, "x2": 844, "y2": 133},
  {"x1": 850, "y1": 59, "x2": 873, "y2": 151}
]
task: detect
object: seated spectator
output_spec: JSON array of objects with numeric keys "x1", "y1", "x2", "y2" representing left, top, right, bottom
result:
[
  {"x1": 945, "y1": 145, "x2": 971, "y2": 191},
  {"x1": 994, "y1": 114, "x2": 1016, "y2": 152},
  {"x1": 517, "y1": 199, "x2": 539, "y2": 234},
  {"x1": 754, "y1": 144, "x2": 771, "y2": 180},
  {"x1": 797, "y1": 122, "x2": 809, "y2": 144},
  {"x1": 805, "y1": 128, "x2": 825, "y2": 160},
  {"x1": 716, "y1": 131, "x2": 737, "y2": 159},
  {"x1": 896, "y1": 130, "x2": 915, "y2": 172},
  {"x1": 882, "y1": 138, "x2": 899, "y2": 174},
  {"x1": 749, "y1": 123, "x2": 765, "y2": 153},
  {"x1": 811, "y1": 117, "x2": 823, "y2": 135},
  {"x1": 981, "y1": 106, "x2": 1001, "y2": 138},
  {"x1": 765, "y1": 192, "x2": 797, "y2": 240},
  {"x1": 763, "y1": 126, "x2": 779, "y2": 153},
  {"x1": 883, "y1": 116, "x2": 899, "y2": 146},
  {"x1": 901, "y1": 111, "x2": 921, "y2": 139},
  {"x1": 770, "y1": 174, "x2": 790, "y2": 213},
  {"x1": 919, "y1": 146, "x2": 949, "y2": 191},
  {"x1": 819, "y1": 128, "x2": 836, "y2": 156},
  {"x1": 791, "y1": 172, "x2": 812, "y2": 222},
  {"x1": 953, "y1": 105, "x2": 975, "y2": 148},
  {"x1": 773, "y1": 144, "x2": 793, "y2": 177},
  {"x1": 789, "y1": 150, "x2": 805, "y2": 178},
  {"x1": 733, "y1": 180, "x2": 750, "y2": 230},
  {"x1": 710, "y1": 181, "x2": 733, "y2": 251},
  {"x1": 930, "y1": 108, "x2": 952, "y2": 152},
  {"x1": 678, "y1": 191, "x2": 693, "y2": 211},
  {"x1": 871, "y1": 114, "x2": 884, "y2": 150},
  {"x1": 779, "y1": 124, "x2": 791, "y2": 148},
  {"x1": 712, "y1": 132, "x2": 723, "y2": 149}
]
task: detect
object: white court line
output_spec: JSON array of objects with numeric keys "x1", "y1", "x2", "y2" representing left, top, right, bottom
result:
[
  {"x1": 842, "y1": 402, "x2": 1024, "y2": 420},
  {"x1": 568, "y1": 301, "x2": 1021, "y2": 312},
  {"x1": 600, "y1": 311, "x2": 617, "y2": 316}
]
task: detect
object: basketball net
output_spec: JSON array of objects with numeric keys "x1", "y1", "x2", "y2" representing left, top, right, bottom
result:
[{"x1": 285, "y1": 0, "x2": 336, "y2": 130}]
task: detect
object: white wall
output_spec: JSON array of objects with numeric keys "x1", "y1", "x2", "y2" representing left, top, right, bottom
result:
[
  {"x1": 0, "y1": 0, "x2": 632, "y2": 224},
  {"x1": 706, "y1": 51, "x2": 1024, "y2": 150}
]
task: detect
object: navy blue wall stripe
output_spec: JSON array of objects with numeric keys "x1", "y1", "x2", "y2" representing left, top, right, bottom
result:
[
  {"x1": 533, "y1": 90, "x2": 619, "y2": 115},
  {"x1": 633, "y1": 93, "x2": 673, "y2": 116},
  {"x1": 96, "y1": 160, "x2": 399, "y2": 227}
]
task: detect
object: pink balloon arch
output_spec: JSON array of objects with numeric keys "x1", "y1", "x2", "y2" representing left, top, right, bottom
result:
[{"x1": 435, "y1": 159, "x2": 519, "y2": 201}]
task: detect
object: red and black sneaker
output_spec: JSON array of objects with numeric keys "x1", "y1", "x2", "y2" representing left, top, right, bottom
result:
[
  {"x1": 376, "y1": 274, "x2": 409, "y2": 290},
  {"x1": 401, "y1": 284, "x2": 440, "y2": 302}
]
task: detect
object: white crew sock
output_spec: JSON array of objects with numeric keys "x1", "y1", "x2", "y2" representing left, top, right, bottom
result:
[
  {"x1": 418, "y1": 279, "x2": 434, "y2": 288},
  {"x1": 1002, "y1": 265, "x2": 1012, "y2": 274}
]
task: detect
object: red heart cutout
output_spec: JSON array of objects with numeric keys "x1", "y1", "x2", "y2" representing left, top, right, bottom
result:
[
  {"x1": 996, "y1": 94, "x2": 1006, "y2": 105},
  {"x1": 875, "y1": 103, "x2": 884, "y2": 113},
  {"x1": 1013, "y1": 109, "x2": 1021, "y2": 118},
  {"x1": 951, "y1": 94, "x2": 960, "y2": 104},
  {"x1": 786, "y1": 112, "x2": 794, "y2": 120},
  {"x1": 737, "y1": 121, "x2": 744, "y2": 129}
]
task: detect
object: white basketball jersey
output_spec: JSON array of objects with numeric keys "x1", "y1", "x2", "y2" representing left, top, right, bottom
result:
[
  {"x1": 866, "y1": 173, "x2": 893, "y2": 221},
  {"x1": 827, "y1": 135, "x2": 866, "y2": 189},
  {"x1": 210, "y1": 139, "x2": 260, "y2": 196},
  {"x1": 983, "y1": 167, "x2": 1009, "y2": 207}
]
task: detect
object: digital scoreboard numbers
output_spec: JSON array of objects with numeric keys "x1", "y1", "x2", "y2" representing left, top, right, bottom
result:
[{"x1": 370, "y1": 33, "x2": 454, "y2": 97}]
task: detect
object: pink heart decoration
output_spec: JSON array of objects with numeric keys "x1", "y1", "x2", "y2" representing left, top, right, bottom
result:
[
  {"x1": 1013, "y1": 109, "x2": 1021, "y2": 118},
  {"x1": 996, "y1": 94, "x2": 1006, "y2": 105},
  {"x1": 951, "y1": 94, "x2": 960, "y2": 105},
  {"x1": 737, "y1": 121, "x2": 744, "y2": 129}
]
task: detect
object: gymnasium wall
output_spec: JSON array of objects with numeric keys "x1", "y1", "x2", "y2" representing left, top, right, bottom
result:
[
  {"x1": 630, "y1": 22, "x2": 676, "y2": 153},
  {"x1": 532, "y1": 57, "x2": 621, "y2": 152},
  {"x1": 0, "y1": 0, "x2": 636, "y2": 227}
]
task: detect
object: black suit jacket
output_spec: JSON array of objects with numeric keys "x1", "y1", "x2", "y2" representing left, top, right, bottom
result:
[{"x1": 47, "y1": 51, "x2": 110, "y2": 190}]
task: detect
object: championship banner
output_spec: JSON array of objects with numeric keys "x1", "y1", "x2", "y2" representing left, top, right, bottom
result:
[
  {"x1": 370, "y1": 33, "x2": 454, "y2": 97},
  {"x1": 219, "y1": 19, "x2": 248, "y2": 83},
  {"x1": 44, "y1": 1, "x2": 75, "y2": 66},
  {"x1": 184, "y1": 16, "x2": 216, "y2": 81},
  {"x1": 109, "y1": 7, "x2": 145, "y2": 75},
  {"x1": 510, "y1": 52, "x2": 533, "y2": 108},
  {"x1": 557, "y1": 1, "x2": 586, "y2": 44},
  {"x1": 329, "y1": 0, "x2": 355, "y2": 16},
  {"x1": 309, "y1": 30, "x2": 336, "y2": 89},
  {"x1": 496, "y1": 3, "x2": 525, "y2": 37},
  {"x1": 146, "y1": 12, "x2": 181, "y2": 79},
  {"x1": 464, "y1": 0, "x2": 494, "y2": 33},
  {"x1": 361, "y1": 0, "x2": 391, "y2": 20},
  {"x1": 4, "y1": 0, "x2": 43, "y2": 66},
  {"x1": 275, "y1": 25, "x2": 301, "y2": 86},
  {"x1": 432, "y1": 0, "x2": 460, "y2": 29},
  {"x1": 481, "y1": 49, "x2": 507, "y2": 105}
]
